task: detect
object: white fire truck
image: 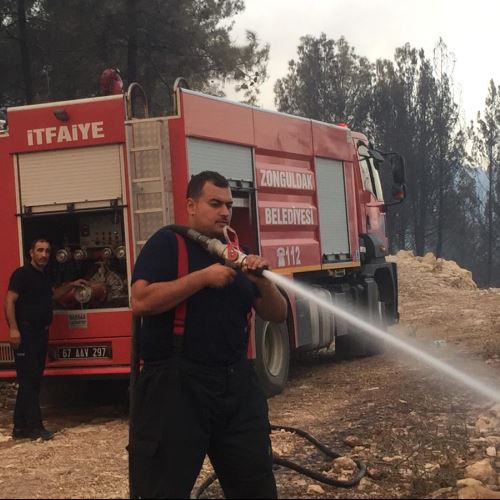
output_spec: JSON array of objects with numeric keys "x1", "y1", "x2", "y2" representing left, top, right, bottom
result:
[{"x1": 0, "y1": 80, "x2": 405, "y2": 396}]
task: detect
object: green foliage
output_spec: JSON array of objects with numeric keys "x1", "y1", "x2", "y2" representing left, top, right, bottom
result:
[
  {"x1": 371, "y1": 41, "x2": 466, "y2": 259},
  {"x1": 469, "y1": 79, "x2": 500, "y2": 285},
  {"x1": 274, "y1": 33, "x2": 373, "y2": 130},
  {"x1": 0, "y1": 0, "x2": 269, "y2": 112}
]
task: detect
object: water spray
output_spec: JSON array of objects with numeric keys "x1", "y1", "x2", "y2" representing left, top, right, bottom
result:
[
  {"x1": 171, "y1": 224, "x2": 500, "y2": 403},
  {"x1": 264, "y1": 270, "x2": 500, "y2": 402}
]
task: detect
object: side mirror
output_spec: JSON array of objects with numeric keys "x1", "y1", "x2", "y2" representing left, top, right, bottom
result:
[
  {"x1": 386, "y1": 154, "x2": 406, "y2": 205},
  {"x1": 391, "y1": 155, "x2": 406, "y2": 184}
]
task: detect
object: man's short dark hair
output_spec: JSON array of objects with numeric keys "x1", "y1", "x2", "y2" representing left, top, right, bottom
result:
[
  {"x1": 186, "y1": 171, "x2": 229, "y2": 200},
  {"x1": 30, "y1": 238, "x2": 50, "y2": 251}
]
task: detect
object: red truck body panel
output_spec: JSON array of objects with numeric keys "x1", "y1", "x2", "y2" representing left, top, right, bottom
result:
[{"x1": 0, "y1": 88, "x2": 390, "y2": 380}]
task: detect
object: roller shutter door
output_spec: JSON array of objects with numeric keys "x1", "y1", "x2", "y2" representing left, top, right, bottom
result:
[
  {"x1": 18, "y1": 144, "x2": 123, "y2": 213},
  {"x1": 315, "y1": 157, "x2": 350, "y2": 256},
  {"x1": 187, "y1": 138, "x2": 253, "y2": 181}
]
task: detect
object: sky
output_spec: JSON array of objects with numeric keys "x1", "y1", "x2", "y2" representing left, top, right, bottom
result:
[{"x1": 228, "y1": 0, "x2": 500, "y2": 124}]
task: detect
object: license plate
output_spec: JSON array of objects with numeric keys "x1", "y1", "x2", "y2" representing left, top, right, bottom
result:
[{"x1": 57, "y1": 345, "x2": 112, "y2": 360}]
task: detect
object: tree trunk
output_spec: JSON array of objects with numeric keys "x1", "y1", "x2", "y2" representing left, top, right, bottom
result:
[
  {"x1": 435, "y1": 159, "x2": 445, "y2": 258},
  {"x1": 17, "y1": 0, "x2": 33, "y2": 103},
  {"x1": 487, "y1": 147, "x2": 494, "y2": 287}
]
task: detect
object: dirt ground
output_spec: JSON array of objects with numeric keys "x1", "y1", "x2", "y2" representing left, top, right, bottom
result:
[{"x1": 2, "y1": 251, "x2": 500, "y2": 499}]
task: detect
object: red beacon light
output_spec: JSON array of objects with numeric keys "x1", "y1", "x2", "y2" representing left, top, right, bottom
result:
[
  {"x1": 99, "y1": 68, "x2": 123, "y2": 96},
  {"x1": 336, "y1": 122, "x2": 349, "y2": 128}
]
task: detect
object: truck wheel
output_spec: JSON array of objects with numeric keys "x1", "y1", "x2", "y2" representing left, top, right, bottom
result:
[
  {"x1": 335, "y1": 283, "x2": 387, "y2": 358},
  {"x1": 365, "y1": 299, "x2": 387, "y2": 355},
  {"x1": 253, "y1": 318, "x2": 290, "y2": 398}
]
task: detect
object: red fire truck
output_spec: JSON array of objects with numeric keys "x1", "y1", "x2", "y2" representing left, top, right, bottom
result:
[{"x1": 0, "y1": 81, "x2": 405, "y2": 396}]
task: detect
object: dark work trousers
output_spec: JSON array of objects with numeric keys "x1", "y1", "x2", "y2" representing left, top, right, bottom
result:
[
  {"x1": 13, "y1": 324, "x2": 49, "y2": 431},
  {"x1": 128, "y1": 356, "x2": 277, "y2": 499}
]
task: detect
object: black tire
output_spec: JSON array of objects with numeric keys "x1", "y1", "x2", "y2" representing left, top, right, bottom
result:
[
  {"x1": 253, "y1": 318, "x2": 290, "y2": 398},
  {"x1": 365, "y1": 299, "x2": 387, "y2": 355},
  {"x1": 335, "y1": 282, "x2": 387, "y2": 358}
]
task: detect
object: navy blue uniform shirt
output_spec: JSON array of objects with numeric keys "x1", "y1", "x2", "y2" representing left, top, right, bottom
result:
[
  {"x1": 8, "y1": 263, "x2": 54, "y2": 328},
  {"x1": 132, "y1": 228, "x2": 259, "y2": 366}
]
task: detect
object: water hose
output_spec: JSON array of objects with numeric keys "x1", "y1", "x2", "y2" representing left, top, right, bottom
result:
[
  {"x1": 167, "y1": 224, "x2": 266, "y2": 275},
  {"x1": 190, "y1": 424, "x2": 367, "y2": 498}
]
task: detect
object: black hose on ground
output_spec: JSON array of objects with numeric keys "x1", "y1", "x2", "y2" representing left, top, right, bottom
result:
[{"x1": 190, "y1": 424, "x2": 368, "y2": 499}]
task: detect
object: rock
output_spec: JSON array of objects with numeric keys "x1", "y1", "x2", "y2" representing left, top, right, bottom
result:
[
  {"x1": 424, "y1": 463, "x2": 441, "y2": 472},
  {"x1": 429, "y1": 487, "x2": 453, "y2": 499},
  {"x1": 343, "y1": 435, "x2": 363, "y2": 448},
  {"x1": 293, "y1": 479, "x2": 307, "y2": 487},
  {"x1": 367, "y1": 467, "x2": 384, "y2": 480},
  {"x1": 490, "y1": 404, "x2": 500, "y2": 419},
  {"x1": 457, "y1": 477, "x2": 500, "y2": 499},
  {"x1": 487, "y1": 447, "x2": 497, "y2": 457},
  {"x1": 399, "y1": 468, "x2": 413, "y2": 478},
  {"x1": 457, "y1": 478, "x2": 484, "y2": 488},
  {"x1": 332, "y1": 456, "x2": 357, "y2": 471},
  {"x1": 476, "y1": 416, "x2": 500, "y2": 434},
  {"x1": 307, "y1": 484, "x2": 325, "y2": 495},
  {"x1": 357, "y1": 477, "x2": 377, "y2": 492},
  {"x1": 465, "y1": 459, "x2": 496, "y2": 483},
  {"x1": 396, "y1": 250, "x2": 414, "y2": 259},
  {"x1": 472, "y1": 437, "x2": 489, "y2": 444},
  {"x1": 422, "y1": 252, "x2": 437, "y2": 266}
]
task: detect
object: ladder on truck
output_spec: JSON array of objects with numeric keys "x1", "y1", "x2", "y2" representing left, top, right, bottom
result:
[{"x1": 125, "y1": 119, "x2": 174, "y2": 258}]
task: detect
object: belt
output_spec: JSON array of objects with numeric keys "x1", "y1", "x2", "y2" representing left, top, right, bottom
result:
[
  {"x1": 20, "y1": 321, "x2": 49, "y2": 329},
  {"x1": 143, "y1": 355, "x2": 248, "y2": 373}
]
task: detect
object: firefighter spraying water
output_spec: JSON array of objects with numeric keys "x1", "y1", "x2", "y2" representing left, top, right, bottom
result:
[{"x1": 128, "y1": 172, "x2": 288, "y2": 499}]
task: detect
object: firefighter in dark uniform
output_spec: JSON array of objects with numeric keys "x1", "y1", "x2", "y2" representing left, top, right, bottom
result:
[
  {"x1": 128, "y1": 171, "x2": 288, "y2": 499},
  {"x1": 4, "y1": 238, "x2": 86, "y2": 440}
]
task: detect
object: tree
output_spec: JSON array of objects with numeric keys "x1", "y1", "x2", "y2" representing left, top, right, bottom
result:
[
  {"x1": 16, "y1": 0, "x2": 32, "y2": 102},
  {"x1": 0, "y1": 1, "x2": 269, "y2": 111},
  {"x1": 472, "y1": 80, "x2": 500, "y2": 286},
  {"x1": 371, "y1": 44, "x2": 435, "y2": 254},
  {"x1": 0, "y1": 0, "x2": 39, "y2": 105},
  {"x1": 431, "y1": 39, "x2": 460, "y2": 258},
  {"x1": 274, "y1": 33, "x2": 373, "y2": 130},
  {"x1": 371, "y1": 42, "x2": 465, "y2": 260}
]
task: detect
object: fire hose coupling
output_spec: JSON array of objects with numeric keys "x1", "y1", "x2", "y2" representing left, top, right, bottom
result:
[{"x1": 168, "y1": 224, "x2": 267, "y2": 276}]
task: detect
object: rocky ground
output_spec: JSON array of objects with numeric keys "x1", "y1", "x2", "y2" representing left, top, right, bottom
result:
[{"x1": 2, "y1": 251, "x2": 500, "y2": 498}]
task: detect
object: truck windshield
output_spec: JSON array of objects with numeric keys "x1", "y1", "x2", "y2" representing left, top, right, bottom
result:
[{"x1": 358, "y1": 146, "x2": 384, "y2": 203}]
